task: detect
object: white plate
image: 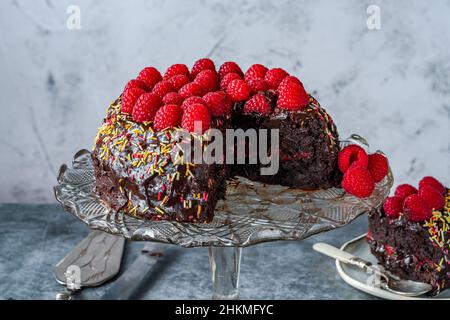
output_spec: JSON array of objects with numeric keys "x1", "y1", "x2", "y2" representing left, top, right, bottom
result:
[{"x1": 336, "y1": 234, "x2": 450, "y2": 300}]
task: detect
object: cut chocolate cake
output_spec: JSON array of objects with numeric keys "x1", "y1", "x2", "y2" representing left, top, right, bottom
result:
[
  {"x1": 92, "y1": 59, "x2": 342, "y2": 223},
  {"x1": 367, "y1": 177, "x2": 450, "y2": 295},
  {"x1": 231, "y1": 95, "x2": 341, "y2": 189}
]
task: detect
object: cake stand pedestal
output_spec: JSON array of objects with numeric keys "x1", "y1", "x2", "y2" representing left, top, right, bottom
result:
[
  {"x1": 54, "y1": 135, "x2": 392, "y2": 300},
  {"x1": 209, "y1": 247, "x2": 242, "y2": 299}
]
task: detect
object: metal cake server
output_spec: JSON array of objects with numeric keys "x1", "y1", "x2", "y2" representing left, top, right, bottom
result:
[
  {"x1": 100, "y1": 241, "x2": 167, "y2": 300},
  {"x1": 313, "y1": 242, "x2": 433, "y2": 297},
  {"x1": 54, "y1": 230, "x2": 125, "y2": 300}
]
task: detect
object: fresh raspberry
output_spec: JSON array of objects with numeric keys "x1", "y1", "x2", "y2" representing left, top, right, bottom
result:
[
  {"x1": 137, "y1": 67, "x2": 162, "y2": 89},
  {"x1": 124, "y1": 79, "x2": 148, "y2": 92},
  {"x1": 182, "y1": 103, "x2": 211, "y2": 133},
  {"x1": 131, "y1": 93, "x2": 162, "y2": 123},
  {"x1": 163, "y1": 64, "x2": 190, "y2": 80},
  {"x1": 178, "y1": 82, "x2": 204, "y2": 98},
  {"x1": 418, "y1": 185, "x2": 445, "y2": 211},
  {"x1": 264, "y1": 68, "x2": 288, "y2": 89},
  {"x1": 153, "y1": 104, "x2": 183, "y2": 131},
  {"x1": 203, "y1": 91, "x2": 231, "y2": 117},
  {"x1": 218, "y1": 61, "x2": 244, "y2": 79},
  {"x1": 151, "y1": 81, "x2": 175, "y2": 98},
  {"x1": 121, "y1": 87, "x2": 146, "y2": 114},
  {"x1": 244, "y1": 64, "x2": 268, "y2": 82},
  {"x1": 383, "y1": 196, "x2": 404, "y2": 219},
  {"x1": 403, "y1": 194, "x2": 432, "y2": 222},
  {"x1": 276, "y1": 81, "x2": 309, "y2": 111},
  {"x1": 227, "y1": 79, "x2": 250, "y2": 102},
  {"x1": 384, "y1": 245, "x2": 395, "y2": 257},
  {"x1": 169, "y1": 74, "x2": 190, "y2": 91},
  {"x1": 278, "y1": 76, "x2": 303, "y2": 89},
  {"x1": 194, "y1": 69, "x2": 218, "y2": 93},
  {"x1": 220, "y1": 72, "x2": 241, "y2": 90},
  {"x1": 181, "y1": 96, "x2": 207, "y2": 110},
  {"x1": 247, "y1": 78, "x2": 270, "y2": 94},
  {"x1": 368, "y1": 153, "x2": 389, "y2": 183},
  {"x1": 191, "y1": 58, "x2": 216, "y2": 78},
  {"x1": 341, "y1": 166, "x2": 375, "y2": 198},
  {"x1": 243, "y1": 94, "x2": 272, "y2": 115},
  {"x1": 419, "y1": 176, "x2": 446, "y2": 195},
  {"x1": 162, "y1": 92, "x2": 184, "y2": 105},
  {"x1": 394, "y1": 184, "x2": 418, "y2": 200},
  {"x1": 338, "y1": 145, "x2": 369, "y2": 173}
]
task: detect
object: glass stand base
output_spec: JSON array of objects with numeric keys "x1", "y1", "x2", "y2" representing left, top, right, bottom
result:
[{"x1": 208, "y1": 247, "x2": 242, "y2": 300}]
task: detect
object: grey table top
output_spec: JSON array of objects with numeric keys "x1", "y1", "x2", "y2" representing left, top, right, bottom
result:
[{"x1": 0, "y1": 203, "x2": 375, "y2": 300}]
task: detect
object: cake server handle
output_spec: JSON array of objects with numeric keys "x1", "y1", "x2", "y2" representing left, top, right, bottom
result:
[
  {"x1": 313, "y1": 242, "x2": 376, "y2": 273},
  {"x1": 100, "y1": 242, "x2": 167, "y2": 300}
]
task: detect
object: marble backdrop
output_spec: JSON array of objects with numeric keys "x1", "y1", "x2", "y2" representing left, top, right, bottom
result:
[{"x1": 0, "y1": 0, "x2": 449, "y2": 203}]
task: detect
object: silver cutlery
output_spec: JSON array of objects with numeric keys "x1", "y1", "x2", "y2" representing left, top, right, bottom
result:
[
  {"x1": 54, "y1": 230, "x2": 125, "y2": 300},
  {"x1": 313, "y1": 242, "x2": 433, "y2": 297}
]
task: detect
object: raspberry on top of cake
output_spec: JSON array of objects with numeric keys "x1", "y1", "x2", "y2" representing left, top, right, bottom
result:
[
  {"x1": 336, "y1": 144, "x2": 389, "y2": 198},
  {"x1": 368, "y1": 176, "x2": 450, "y2": 295},
  {"x1": 92, "y1": 59, "x2": 344, "y2": 223}
]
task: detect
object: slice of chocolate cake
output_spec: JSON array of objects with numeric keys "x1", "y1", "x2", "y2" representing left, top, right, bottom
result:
[
  {"x1": 367, "y1": 177, "x2": 450, "y2": 295},
  {"x1": 92, "y1": 59, "x2": 343, "y2": 223}
]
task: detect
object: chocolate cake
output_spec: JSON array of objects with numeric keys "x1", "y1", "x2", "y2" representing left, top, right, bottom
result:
[
  {"x1": 92, "y1": 60, "x2": 341, "y2": 223},
  {"x1": 367, "y1": 178, "x2": 450, "y2": 295}
]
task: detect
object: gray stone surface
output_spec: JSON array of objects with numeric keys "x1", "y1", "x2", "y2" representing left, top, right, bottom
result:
[{"x1": 0, "y1": 203, "x2": 375, "y2": 300}]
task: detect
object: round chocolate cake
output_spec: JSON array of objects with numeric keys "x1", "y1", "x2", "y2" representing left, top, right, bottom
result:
[{"x1": 92, "y1": 60, "x2": 341, "y2": 223}]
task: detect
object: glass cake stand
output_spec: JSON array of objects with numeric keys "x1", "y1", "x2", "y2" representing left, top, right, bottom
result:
[{"x1": 54, "y1": 134, "x2": 393, "y2": 299}]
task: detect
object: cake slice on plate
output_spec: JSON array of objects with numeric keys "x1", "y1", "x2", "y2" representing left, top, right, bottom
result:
[{"x1": 367, "y1": 176, "x2": 450, "y2": 295}]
